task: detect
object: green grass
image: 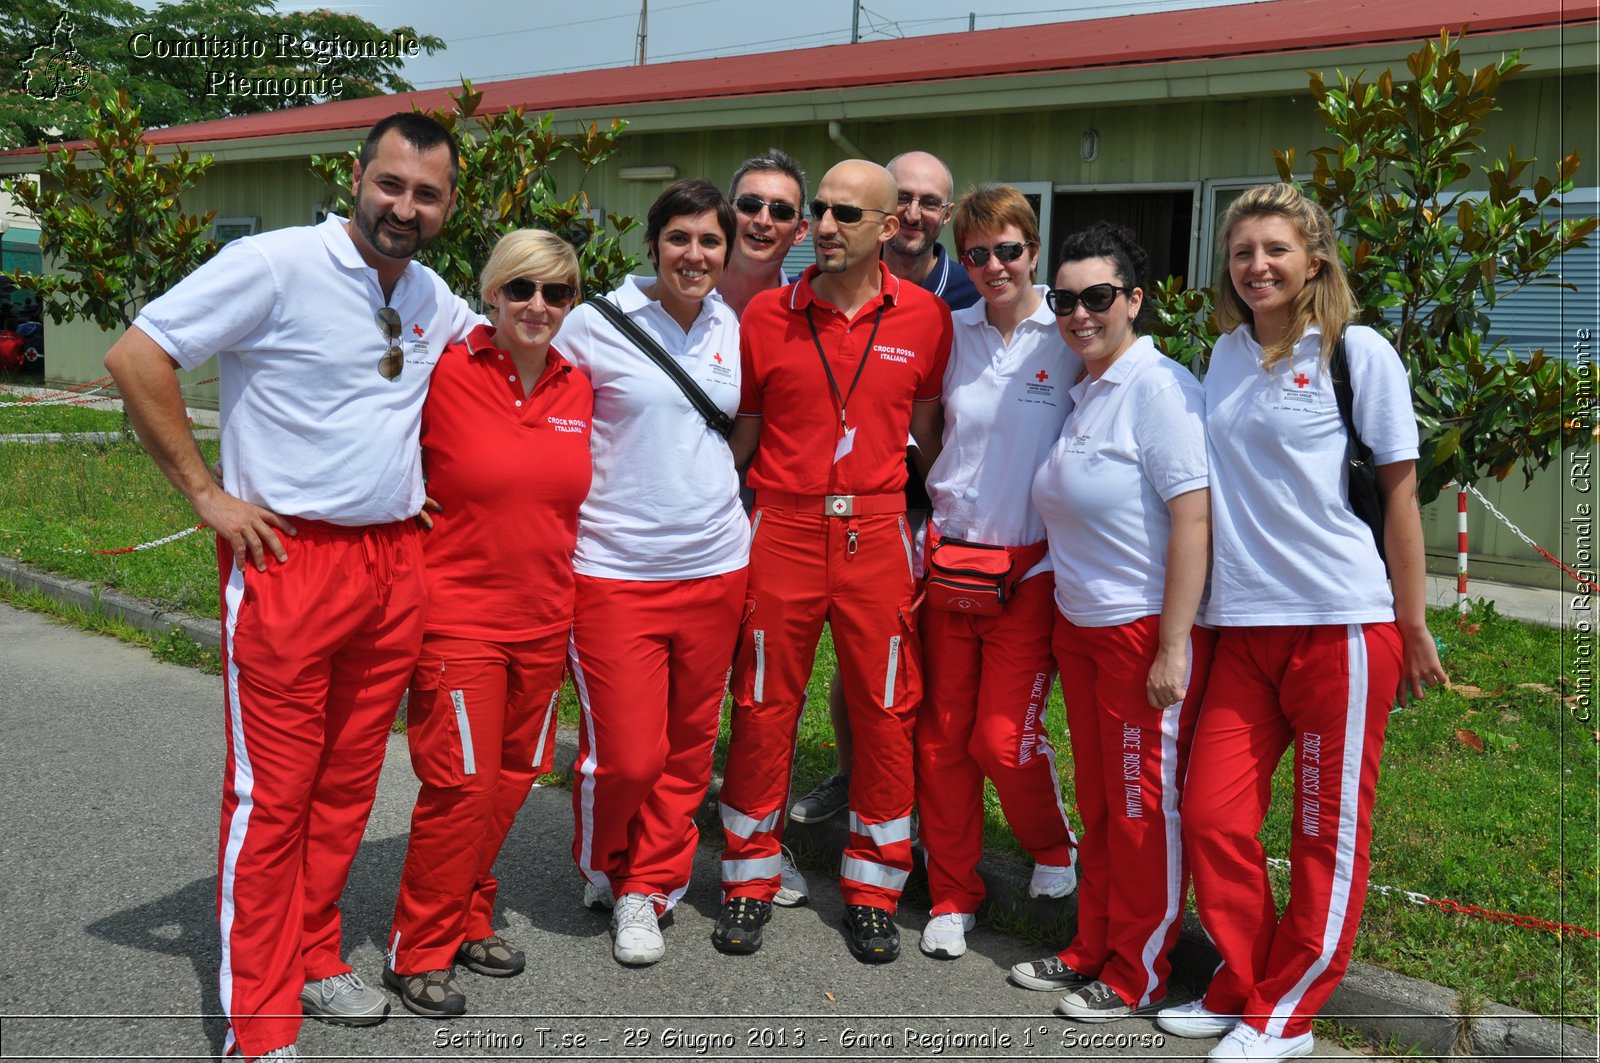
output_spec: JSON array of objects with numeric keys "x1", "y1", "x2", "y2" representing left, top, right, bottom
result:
[
  {"x1": 1, "y1": 433, "x2": 1592, "y2": 1025},
  {"x1": 0, "y1": 392, "x2": 127, "y2": 434},
  {"x1": 0, "y1": 579, "x2": 221, "y2": 673}
]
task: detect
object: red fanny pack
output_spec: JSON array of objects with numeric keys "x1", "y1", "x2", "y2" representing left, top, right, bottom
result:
[{"x1": 925, "y1": 526, "x2": 1048, "y2": 616}]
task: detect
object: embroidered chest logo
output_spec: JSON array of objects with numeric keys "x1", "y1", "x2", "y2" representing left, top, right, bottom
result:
[
  {"x1": 873, "y1": 343, "x2": 916, "y2": 364},
  {"x1": 709, "y1": 350, "x2": 733, "y2": 379},
  {"x1": 547, "y1": 416, "x2": 588, "y2": 434},
  {"x1": 1036, "y1": 370, "x2": 1050, "y2": 382},
  {"x1": 1278, "y1": 368, "x2": 1316, "y2": 409},
  {"x1": 1064, "y1": 432, "x2": 1091, "y2": 455},
  {"x1": 1024, "y1": 365, "x2": 1057, "y2": 403},
  {"x1": 408, "y1": 322, "x2": 430, "y2": 357}
]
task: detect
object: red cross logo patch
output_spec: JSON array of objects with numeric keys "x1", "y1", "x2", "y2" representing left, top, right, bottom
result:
[
  {"x1": 714, "y1": 352, "x2": 723, "y2": 364},
  {"x1": 412, "y1": 323, "x2": 425, "y2": 338},
  {"x1": 1035, "y1": 370, "x2": 1049, "y2": 383},
  {"x1": 1293, "y1": 372, "x2": 1309, "y2": 388}
]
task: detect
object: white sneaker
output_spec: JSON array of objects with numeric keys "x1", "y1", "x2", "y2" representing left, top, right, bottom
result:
[
  {"x1": 1207, "y1": 1025, "x2": 1314, "y2": 1061},
  {"x1": 1029, "y1": 862, "x2": 1078, "y2": 899},
  {"x1": 298, "y1": 971, "x2": 388, "y2": 1026},
  {"x1": 775, "y1": 846, "x2": 810, "y2": 907},
  {"x1": 918, "y1": 912, "x2": 976, "y2": 958},
  {"x1": 258, "y1": 1048, "x2": 300, "y2": 1060},
  {"x1": 582, "y1": 880, "x2": 615, "y2": 911},
  {"x1": 1158, "y1": 999, "x2": 1240, "y2": 1038},
  {"x1": 611, "y1": 893, "x2": 666, "y2": 966}
]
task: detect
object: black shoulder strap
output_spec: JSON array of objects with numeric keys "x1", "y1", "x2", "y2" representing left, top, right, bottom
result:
[
  {"x1": 1328, "y1": 325, "x2": 1371, "y2": 463},
  {"x1": 590, "y1": 297, "x2": 735, "y2": 439}
]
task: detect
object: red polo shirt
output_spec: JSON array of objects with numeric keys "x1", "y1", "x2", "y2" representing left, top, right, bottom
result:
[
  {"x1": 419, "y1": 323, "x2": 594, "y2": 641},
  {"x1": 740, "y1": 262, "x2": 952, "y2": 495}
]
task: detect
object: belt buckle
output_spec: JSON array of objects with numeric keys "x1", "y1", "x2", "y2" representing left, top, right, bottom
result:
[{"x1": 824, "y1": 494, "x2": 855, "y2": 517}]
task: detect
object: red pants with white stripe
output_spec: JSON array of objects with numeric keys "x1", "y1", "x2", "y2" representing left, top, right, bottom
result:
[
  {"x1": 721, "y1": 506, "x2": 921, "y2": 912},
  {"x1": 388, "y1": 631, "x2": 566, "y2": 974},
  {"x1": 1184, "y1": 623, "x2": 1400, "y2": 1038},
  {"x1": 216, "y1": 520, "x2": 424, "y2": 1059},
  {"x1": 568, "y1": 569, "x2": 746, "y2": 907},
  {"x1": 915, "y1": 573, "x2": 1076, "y2": 915},
  {"x1": 1053, "y1": 614, "x2": 1216, "y2": 1008}
]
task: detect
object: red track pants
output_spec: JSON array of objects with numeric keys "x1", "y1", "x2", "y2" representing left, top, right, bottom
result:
[
  {"x1": 1184, "y1": 623, "x2": 1400, "y2": 1038},
  {"x1": 721, "y1": 507, "x2": 921, "y2": 912},
  {"x1": 915, "y1": 573, "x2": 1076, "y2": 915},
  {"x1": 1053, "y1": 614, "x2": 1216, "y2": 1009},
  {"x1": 568, "y1": 570, "x2": 746, "y2": 908},
  {"x1": 387, "y1": 630, "x2": 566, "y2": 974},
  {"x1": 216, "y1": 519, "x2": 423, "y2": 1059}
]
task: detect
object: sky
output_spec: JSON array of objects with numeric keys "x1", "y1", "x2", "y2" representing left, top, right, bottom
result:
[{"x1": 272, "y1": 0, "x2": 1270, "y2": 91}]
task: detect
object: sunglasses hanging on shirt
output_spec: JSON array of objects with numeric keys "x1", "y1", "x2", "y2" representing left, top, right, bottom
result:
[{"x1": 376, "y1": 306, "x2": 404, "y2": 380}]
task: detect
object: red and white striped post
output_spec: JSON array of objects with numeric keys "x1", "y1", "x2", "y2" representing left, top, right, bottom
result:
[{"x1": 1456, "y1": 485, "x2": 1470, "y2": 613}]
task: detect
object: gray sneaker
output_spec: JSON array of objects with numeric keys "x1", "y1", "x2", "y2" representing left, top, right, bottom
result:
[
  {"x1": 382, "y1": 966, "x2": 466, "y2": 1017},
  {"x1": 258, "y1": 1048, "x2": 299, "y2": 1060},
  {"x1": 790, "y1": 772, "x2": 850, "y2": 823},
  {"x1": 775, "y1": 846, "x2": 810, "y2": 907},
  {"x1": 299, "y1": 971, "x2": 389, "y2": 1026},
  {"x1": 1057, "y1": 979, "x2": 1137, "y2": 1023}
]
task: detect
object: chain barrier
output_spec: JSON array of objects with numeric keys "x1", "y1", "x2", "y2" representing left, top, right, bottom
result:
[
  {"x1": 1463, "y1": 482, "x2": 1598, "y2": 593},
  {"x1": 1266, "y1": 856, "x2": 1597, "y2": 940},
  {"x1": 22, "y1": 523, "x2": 208, "y2": 557}
]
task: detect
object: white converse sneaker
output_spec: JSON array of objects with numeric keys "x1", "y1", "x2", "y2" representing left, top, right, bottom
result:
[
  {"x1": 774, "y1": 846, "x2": 809, "y2": 907},
  {"x1": 1028, "y1": 862, "x2": 1078, "y2": 899},
  {"x1": 612, "y1": 893, "x2": 666, "y2": 966},
  {"x1": 918, "y1": 912, "x2": 976, "y2": 959},
  {"x1": 1207, "y1": 1024, "x2": 1314, "y2": 1061},
  {"x1": 1158, "y1": 999, "x2": 1240, "y2": 1039}
]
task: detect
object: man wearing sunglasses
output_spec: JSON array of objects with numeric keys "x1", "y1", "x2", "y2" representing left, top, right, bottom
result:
[
  {"x1": 716, "y1": 159, "x2": 953, "y2": 965},
  {"x1": 104, "y1": 112, "x2": 479, "y2": 1062},
  {"x1": 718, "y1": 149, "x2": 810, "y2": 319}
]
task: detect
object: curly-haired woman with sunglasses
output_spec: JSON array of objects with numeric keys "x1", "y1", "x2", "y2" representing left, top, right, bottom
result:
[
  {"x1": 556, "y1": 178, "x2": 749, "y2": 968},
  {"x1": 385, "y1": 229, "x2": 591, "y2": 1017},
  {"x1": 913, "y1": 183, "x2": 1083, "y2": 962},
  {"x1": 1156, "y1": 184, "x2": 1444, "y2": 1063},
  {"x1": 1014, "y1": 221, "x2": 1214, "y2": 1025}
]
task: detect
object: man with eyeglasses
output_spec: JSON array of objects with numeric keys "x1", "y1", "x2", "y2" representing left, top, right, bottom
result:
[
  {"x1": 716, "y1": 159, "x2": 953, "y2": 965},
  {"x1": 789, "y1": 149, "x2": 977, "y2": 830},
  {"x1": 718, "y1": 149, "x2": 810, "y2": 319},
  {"x1": 103, "y1": 112, "x2": 478, "y2": 1062}
]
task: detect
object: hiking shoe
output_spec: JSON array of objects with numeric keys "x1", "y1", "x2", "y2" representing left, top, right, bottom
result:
[
  {"x1": 1056, "y1": 979, "x2": 1137, "y2": 1022},
  {"x1": 582, "y1": 880, "x2": 615, "y2": 911},
  {"x1": 711, "y1": 896, "x2": 772, "y2": 954},
  {"x1": 790, "y1": 772, "x2": 850, "y2": 823},
  {"x1": 842, "y1": 904, "x2": 899, "y2": 963},
  {"x1": 457, "y1": 933, "x2": 524, "y2": 977},
  {"x1": 299, "y1": 971, "x2": 389, "y2": 1026},
  {"x1": 1158, "y1": 999, "x2": 1240, "y2": 1039},
  {"x1": 1028, "y1": 862, "x2": 1078, "y2": 899},
  {"x1": 1208, "y1": 1025, "x2": 1313, "y2": 1061},
  {"x1": 919, "y1": 912, "x2": 975, "y2": 959},
  {"x1": 1009, "y1": 955, "x2": 1094, "y2": 992},
  {"x1": 381, "y1": 966, "x2": 466, "y2": 1017},
  {"x1": 775, "y1": 846, "x2": 810, "y2": 907},
  {"x1": 612, "y1": 893, "x2": 667, "y2": 966},
  {"x1": 258, "y1": 1048, "x2": 299, "y2": 1060}
]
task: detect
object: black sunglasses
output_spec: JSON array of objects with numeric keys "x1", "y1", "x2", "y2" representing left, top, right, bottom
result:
[
  {"x1": 1046, "y1": 284, "x2": 1135, "y2": 315},
  {"x1": 734, "y1": 194, "x2": 800, "y2": 223},
  {"x1": 375, "y1": 306, "x2": 403, "y2": 380},
  {"x1": 501, "y1": 278, "x2": 577, "y2": 307},
  {"x1": 809, "y1": 199, "x2": 891, "y2": 224},
  {"x1": 959, "y1": 242, "x2": 1030, "y2": 268}
]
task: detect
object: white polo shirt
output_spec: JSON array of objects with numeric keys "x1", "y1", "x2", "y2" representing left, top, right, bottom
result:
[
  {"x1": 1203, "y1": 323, "x2": 1419, "y2": 626},
  {"x1": 560, "y1": 275, "x2": 749, "y2": 580},
  {"x1": 925, "y1": 288, "x2": 1082, "y2": 580},
  {"x1": 1031, "y1": 337, "x2": 1208, "y2": 626},
  {"x1": 135, "y1": 214, "x2": 479, "y2": 526}
]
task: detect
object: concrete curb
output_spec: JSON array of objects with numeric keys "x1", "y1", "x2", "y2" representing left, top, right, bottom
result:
[{"x1": 0, "y1": 555, "x2": 1590, "y2": 1059}]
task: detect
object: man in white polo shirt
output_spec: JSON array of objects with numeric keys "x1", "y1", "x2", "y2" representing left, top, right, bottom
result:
[{"x1": 104, "y1": 112, "x2": 476, "y2": 1063}]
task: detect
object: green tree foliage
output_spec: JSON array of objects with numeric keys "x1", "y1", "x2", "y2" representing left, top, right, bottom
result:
[
  {"x1": 310, "y1": 82, "x2": 641, "y2": 303},
  {"x1": 5, "y1": 90, "x2": 218, "y2": 332},
  {"x1": 1, "y1": 0, "x2": 444, "y2": 148},
  {"x1": 1146, "y1": 32, "x2": 1595, "y2": 505}
]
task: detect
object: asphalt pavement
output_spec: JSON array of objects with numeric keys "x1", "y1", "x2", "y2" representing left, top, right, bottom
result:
[{"x1": 0, "y1": 602, "x2": 1373, "y2": 1062}]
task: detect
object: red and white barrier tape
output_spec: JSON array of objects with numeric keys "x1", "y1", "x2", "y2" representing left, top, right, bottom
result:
[
  {"x1": 2, "y1": 375, "x2": 219, "y2": 410},
  {"x1": 1463, "y1": 482, "x2": 1599, "y2": 594},
  {"x1": 46, "y1": 523, "x2": 207, "y2": 556},
  {"x1": 1266, "y1": 857, "x2": 1597, "y2": 940}
]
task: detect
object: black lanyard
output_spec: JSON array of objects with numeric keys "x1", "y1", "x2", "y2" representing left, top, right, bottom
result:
[{"x1": 805, "y1": 303, "x2": 885, "y2": 430}]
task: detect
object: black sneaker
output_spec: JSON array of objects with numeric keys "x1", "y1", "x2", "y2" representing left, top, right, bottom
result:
[
  {"x1": 790, "y1": 772, "x2": 850, "y2": 823},
  {"x1": 382, "y1": 967, "x2": 466, "y2": 1017},
  {"x1": 711, "y1": 897, "x2": 772, "y2": 955},
  {"x1": 1009, "y1": 954, "x2": 1094, "y2": 992},
  {"x1": 456, "y1": 934, "x2": 524, "y2": 977},
  {"x1": 842, "y1": 904, "x2": 899, "y2": 963}
]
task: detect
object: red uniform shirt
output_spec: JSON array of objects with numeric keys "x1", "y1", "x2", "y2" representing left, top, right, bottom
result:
[
  {"x1": 419, "y1": 323, "x2": 594, "y2": 641},
  {"x1": 739, "y1": 262, "x2": 952, "y2": 495}
]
